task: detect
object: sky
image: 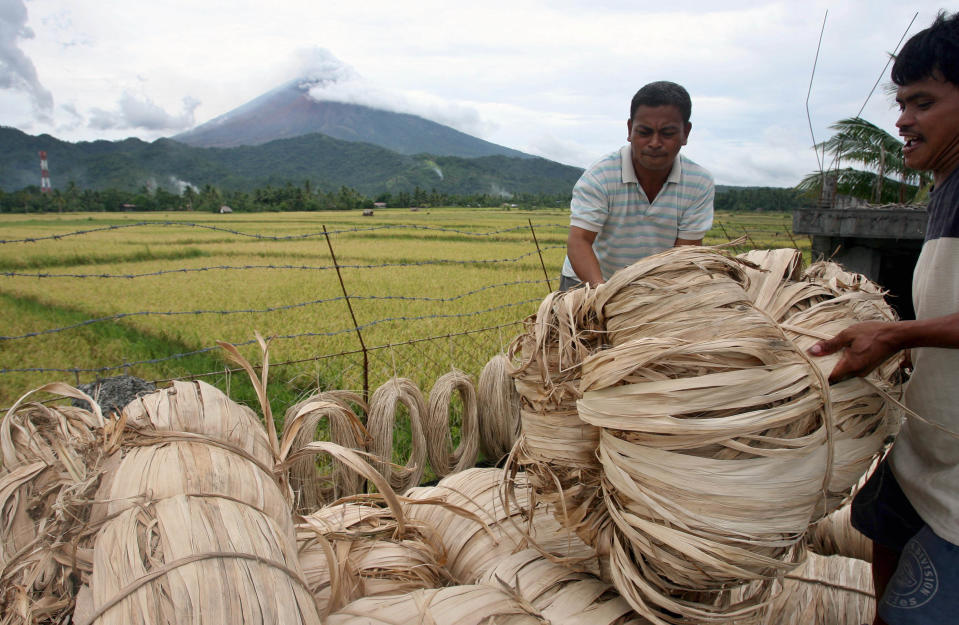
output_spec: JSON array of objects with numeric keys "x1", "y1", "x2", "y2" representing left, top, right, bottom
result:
[{"x1": 0, "y1": 0, "x2": 951, "y2": 187}]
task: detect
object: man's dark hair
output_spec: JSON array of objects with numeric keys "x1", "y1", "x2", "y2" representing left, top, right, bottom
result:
[
  {"x1": 891, "y1": 11, "x2": 959, "y2": 87},
  {"x1": 630, "y1": 81, "x2": 692, "y2": 123}
]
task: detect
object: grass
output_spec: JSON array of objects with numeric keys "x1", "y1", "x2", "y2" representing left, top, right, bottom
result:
[{"x1": 0, "y1": 208, "x2": 806, "y2": 416}]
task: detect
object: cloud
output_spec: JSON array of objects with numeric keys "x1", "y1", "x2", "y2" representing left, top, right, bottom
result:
[
  {"x1": 88, "y1": 93, "x2": 200, "y2": 131},
  {"x1": 295, "y1": 47, "x2": 494, "y2": 137},
  {"x1": 0, "y1": 0, "x2": 53, "y2": 119}
]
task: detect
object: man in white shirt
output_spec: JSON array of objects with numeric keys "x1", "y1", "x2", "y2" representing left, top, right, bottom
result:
[{"x1": 560, "y1": 81, "x2": 714, "y2": 290}]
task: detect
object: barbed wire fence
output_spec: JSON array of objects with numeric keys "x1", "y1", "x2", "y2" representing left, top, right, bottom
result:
[{"x1": 0, "y1": 214, "x2": 804, "y2": 413}]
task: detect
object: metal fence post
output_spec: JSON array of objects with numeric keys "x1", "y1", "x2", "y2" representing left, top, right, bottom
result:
[
  {"x1": 323, "y1": 225, "x2": 369, "y2": 402},
  {"x1": 528, "y1": 219, "x2": 553, "y2": 293}
]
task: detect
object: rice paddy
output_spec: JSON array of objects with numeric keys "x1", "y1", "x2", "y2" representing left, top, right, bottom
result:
[{"x1": 0, "y1": 208, "x2": 806, "y2": 411}]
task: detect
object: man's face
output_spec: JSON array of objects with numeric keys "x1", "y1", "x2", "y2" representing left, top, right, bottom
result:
[
  {"x1": 627, "y1": 105, "x2": 691, "y2": 176},
  {"x1": 896, "y1": 72, "x2": 959, "y2": 182}
]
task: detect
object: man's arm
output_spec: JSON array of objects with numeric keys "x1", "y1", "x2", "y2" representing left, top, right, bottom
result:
[
  {"x1": 808, "y1": 313, "x2": 959, "y2": 382},
  {"x1": 567, "y1": 226, "x2": 604, "y2": 286},
  {"x1": 676, "y1": 165, "x2": 714, "y2": 247}
]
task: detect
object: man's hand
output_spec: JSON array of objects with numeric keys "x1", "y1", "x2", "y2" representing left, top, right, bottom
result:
[
  {"x1": 567, "y1": 226, "x2": 605, "y2": 286},
  {"x1": 808, "y1": 321, "x2": 903, "y2": 383}
]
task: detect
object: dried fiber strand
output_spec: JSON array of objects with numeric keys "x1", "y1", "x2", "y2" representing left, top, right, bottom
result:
[{"x1": 425, "y1": 369, "x2": 480, "y2": 478}]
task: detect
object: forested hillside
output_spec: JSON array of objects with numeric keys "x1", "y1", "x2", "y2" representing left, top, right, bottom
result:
[{"x1": 0, "y1": 127, "x2": 582, "y2": 197}]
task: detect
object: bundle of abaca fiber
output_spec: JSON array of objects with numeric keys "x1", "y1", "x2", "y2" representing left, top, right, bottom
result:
[
  {"x1": 297, "y1": 498, "x2": 450, "y2": 616},
  {"x1": 0, "y1": 384, "x2": 104, "y2": 625},
  {"x1": 403, "y1": 467, "x2": 598, "y2": 584},
  {"x1": 477, "y1": 353, "x2": 522, "y2": 463},
  {"x1": 79, "y1": 380, "x2": 321, "y2": 625},
  {"x1": 509, "y1": 246, "x2": 901, "y2": 625},
  {"x1": 321, "y1": 467, "x2": 611, "y2": 625},
  {"x1": 479, "y1": 548, "x2": 652, "y2": 625},
  {"x1": 806, "y1": 501, "x2": 873, "y2": 563},
  {"x1": 324, "y1": 584, "x2": 547, "y2": 625},
  {"x1": 507, "y1": 287, "x2": 608, "y2": 543},
  {"x1": 729, "y1": 552, "x2": 875, "y2": 624}
]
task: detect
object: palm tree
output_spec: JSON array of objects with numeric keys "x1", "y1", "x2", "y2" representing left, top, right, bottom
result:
[{"x1": 797, "y1": 117, "x2": 931, "y2": 204}]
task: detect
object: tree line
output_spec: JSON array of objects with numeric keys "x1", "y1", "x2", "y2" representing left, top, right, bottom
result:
[
  {"x1": 0, "y1": 181, "x2": 809, "y2": 214},
  {"x1": 0, "y1": 182, "x2": 568, "y2": 213}
]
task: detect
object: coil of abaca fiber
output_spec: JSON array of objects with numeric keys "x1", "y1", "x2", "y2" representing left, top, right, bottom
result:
[
  {"x1": 425, "y1": 369, "x2": 480, "y2": 478},
  {"x1": 283, "y1": 391, "x2": 371, "y2": 513},
  {"x1": 477, "y1": 354, "x2": 522, "y2": 464},
  {"x1": 514, "y1": 245, "x2": 901, "y2": 625},
  {"x1": 367, "y1": 377, "x2": 429, "y2": 492}
]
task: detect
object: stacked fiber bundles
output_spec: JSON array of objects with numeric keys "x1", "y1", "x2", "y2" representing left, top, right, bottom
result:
[{"x1": 512, "y1": 246, "x2": 900, "y2": 625}]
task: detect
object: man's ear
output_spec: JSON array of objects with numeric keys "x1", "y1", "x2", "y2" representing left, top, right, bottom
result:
[
  {"x1": 626, "y1": 118, "x2": 633, "y2": 141},
  {"x1": 683, "y1": 121, "x2": 692, "y2": 145}
]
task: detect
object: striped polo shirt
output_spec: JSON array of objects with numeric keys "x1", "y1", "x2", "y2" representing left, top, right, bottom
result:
[{"x1": 561, "y1": 145, "x2": 715, "y2": 281}]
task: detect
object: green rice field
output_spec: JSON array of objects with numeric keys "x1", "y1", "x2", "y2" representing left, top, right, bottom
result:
[{"x1": 0, "y1": 208, "x2": 807, "y2": 414}]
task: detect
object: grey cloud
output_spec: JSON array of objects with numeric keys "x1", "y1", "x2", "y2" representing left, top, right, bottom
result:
[
  {"x1": 89, "y1": 93, "x2": 200, "y2": 131},
  {"x1": 0, "y1": 0, "x2": 53, "y2": 119}
]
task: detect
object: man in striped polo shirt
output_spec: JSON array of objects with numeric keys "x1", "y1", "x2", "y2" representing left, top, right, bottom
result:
[{"x1": 560, "y1": 81, "x2": 714, "y2": 290}]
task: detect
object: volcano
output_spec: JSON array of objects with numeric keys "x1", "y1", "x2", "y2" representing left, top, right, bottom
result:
[{"x1": 172, "y1": 78, "x2": 531, "y2": 159}]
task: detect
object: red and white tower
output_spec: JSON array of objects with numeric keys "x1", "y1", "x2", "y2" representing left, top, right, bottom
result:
[{"x1": 39, "y1": 151, "x2": 52, "y2": 192}]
